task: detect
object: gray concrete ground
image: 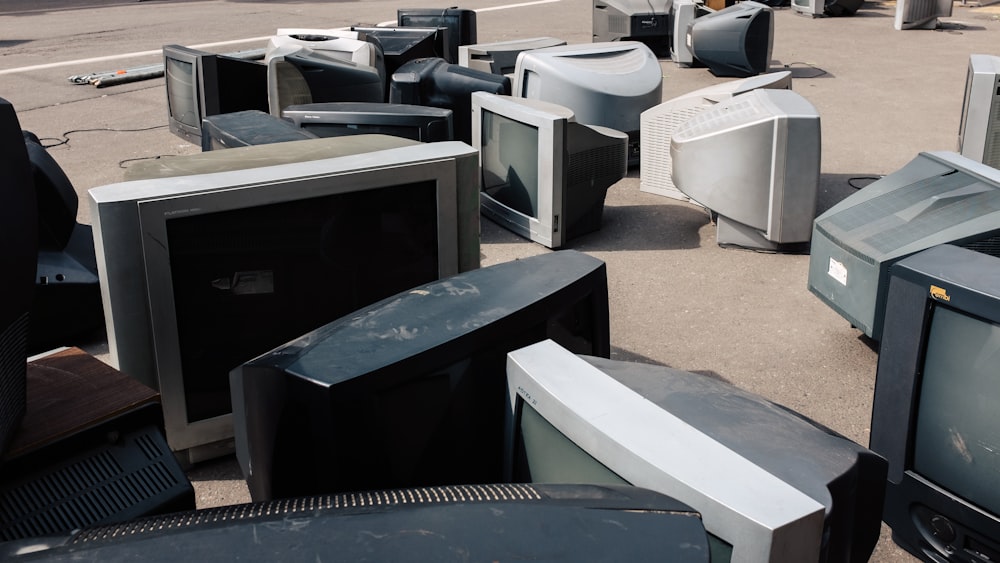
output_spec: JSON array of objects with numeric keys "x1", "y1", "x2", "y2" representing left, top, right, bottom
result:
[{"x1": 4, "y1": 0, "x2": 1000, "y2": 560}]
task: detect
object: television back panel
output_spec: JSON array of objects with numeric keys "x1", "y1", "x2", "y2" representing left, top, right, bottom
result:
[
  {"x1": 688, "y1": 1, "x2": 773, "y2": 77},
  {"x1": 959, "y1": 54, "x2": 1000, "y2": 169},
  {"x1": 893, "y1": 0, "x2": 953, "y2": 29},
  {"x1": 592, "y1": 0, "x2": 672, "y2": 56},
  {"x1": 808, "y1": 151, "x2": 1000, "y2": 340}
]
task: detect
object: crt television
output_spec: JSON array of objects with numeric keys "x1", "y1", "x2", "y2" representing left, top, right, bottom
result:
[
  {"x1": 808, "y1": 151, "x2": 1000, "y2": 341},
  {"x1": 639, "y1": 71, "x2": 792, "y2": 203},
  {"x1": 958, "y1": 54, "x2": 1000, "y2": 170},
  {"x1": 458, "y1": 37, "x2": 566, "y2": 77},
  {"x1": 265, "y1": 32, "x2": 381, "y2": 69},
  {"x1": 231, "y1": 250, "x2": 611, "y2": 502},
  {"x1": 0, "y1": 484, "x2": 708, "y2": 562},
  {"x1": 472, "y1": 92, "x2": 628, "y2": 249},
  {"x1": 505, "y1": 339, "x2": 887, "y2": 563},
  {"x1": 200, "y1": 110, "x2": 317, "y2": 151},
  {"x1": 688, "y1": 1, "x2": 774, "y2": 78},
  {"x1": 870, "y1": 244, "x2": 1000, "y2": 562},
  {"x1": 592, "y1": 0, "x2": 672, "y2": 57},
  {"x1": 163, "y1": 45, "x2": 206, "y2": 143},
  {"x1": 893, "y1": 0, "x2": 952, "y2": 29},
  {"x1": 90, "y1": 137, "x2": 481, "y2": 465},
  {"x1": 396, "y1": 7, "x2": 477, "y2": 63},
  {"x1": 670, "y1": 88, "x2": 821, "y2": 251},
  {"x1": 513, "y1": 41, "x2": 662, "y2": 167},
  {"x1": 282, "y1": 101, "x2": 453, "y2": 142},
  {"x1": 266, "y1": 45, "x2": 383, "y2": 116}
]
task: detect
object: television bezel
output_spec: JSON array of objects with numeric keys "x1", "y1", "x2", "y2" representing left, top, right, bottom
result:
[
  {"x1": 958, "y1": 54, "x2": 1000, "y2": 169},
  {"x1": 163, "y1": 44, "x2": 205, "y2": 144},
  {"x1": 89, "y1": 140, "x2": 479, "y2": 463},
  {"x1": 871, "y1": 244, "x2": 1000, "y2": 561}
]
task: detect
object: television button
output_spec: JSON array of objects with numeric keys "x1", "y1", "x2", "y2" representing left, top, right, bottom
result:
[{"x1": 929, "y1": 515, "x2": 957, "y2": 544}]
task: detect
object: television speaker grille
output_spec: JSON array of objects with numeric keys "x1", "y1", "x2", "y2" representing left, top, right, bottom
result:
[
  {"x1": 568, "y1": 142, "x2": 628, "y2": 187},
  {"x1": 0, "y1": 313, "x2": 28, "y2": 456}
]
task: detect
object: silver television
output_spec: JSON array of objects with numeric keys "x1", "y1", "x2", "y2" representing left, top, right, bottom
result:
[
  {"x1": 958, "y1": 53, "x2": 1000, "y2": 169},
  {"x1": 893, "y1": 0, "x2": 952, "y2": 29},
  {"x1": 670, "y1": 88, "x2": 821, "y2": 250},
  {"x1": 639, "y1": 71, "x2": 792, "y2": 202},
  {"x1": 592, "y1": 0, "x2": 673, "y2": 56},
  {"x1": 808, "y1": 151, "x2": 1000, "y2": 341},
  {"x1": 90, "y1": 137, "x2": 480, "y2": 464}
]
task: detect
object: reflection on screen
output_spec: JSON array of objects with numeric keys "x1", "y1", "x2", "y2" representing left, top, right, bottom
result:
[
  {"x1": 166, "y1": 58, "x2": 198, "y2": 128},
  {"x1": 481, "y1": 110, "x2": 540, "y2": 218}
]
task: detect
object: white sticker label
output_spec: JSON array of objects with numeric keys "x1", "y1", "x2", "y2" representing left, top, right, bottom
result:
[{"x1": 827, "y1": 257, "x2": 848, "y2": 286}]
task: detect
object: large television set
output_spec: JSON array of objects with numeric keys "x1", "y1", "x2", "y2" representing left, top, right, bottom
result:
[
  {"x1": 513, "y1": 41, "x2": 661, "y2": 167},
  {"x1": 592, "y1": 0, "x2": 672, "y2": 57},
  {"x1": 472, "y1": 92, "x2": 628, "y2": 249},
  {"x1": 389, "y1": 57, "x2": 510, "y2": 144},
  {"x1": 282, "y1": 101, "x2": 453, "y2": 142},
  {"x1": 396, "y1": 7, "x2": 477, "y2": 63},
  {"x1": 0, "y1": 484, "x2": 709, "y2": 562},
  {"x1": 505, "y1": 338, "x2": 888, "y2": 563},
  {"x1": 870, "y1": 244, "x2": 1000, "y2": 562},
  {"x1": 958, "y1": 54, "x2": 1000, "y2": 169},
  {"x1": 458, "y1": 37, "x2": 566, "y2": 77},
  {"x1": 808, "y1": 151, "x2": 1000, "y2": 341},
  {"x1": 266, "y1": 45, "x2": 384, "y2": 116},
  {"x1": 893, "y1": 0, "x2": 952, "y2": 29},
  {"x1": 688, "y1": 1, "x2": 774, "y2": 77},
  {"x1": 231, "y1": 250, "x2": 611, "y2": 501},
  {"x1": 90, "y1": 137, "x2": 481, "y2": 465},
  {"x1": 639, "y1": 71, "x2": 793, "y2": 202},
  {"x1": 670, "y1": 88, "x2": 821, "y2": 251}
]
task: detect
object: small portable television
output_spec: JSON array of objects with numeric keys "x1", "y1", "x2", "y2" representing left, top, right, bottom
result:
[
  {"x1": 592, "y1": 0, "x2": 672, "y2": 57},
  {"x1": 870, "y1": 244, "x2": 1000, "y2": 562},
  {"x1": 472, "y1": 92, "x2": 628, "y2": 249},
  {"x1": 958, "y1": 54, "x2": 1000, "y2": 169}
]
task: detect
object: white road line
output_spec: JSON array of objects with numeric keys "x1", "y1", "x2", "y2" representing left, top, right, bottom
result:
[{"x1": 0, "y1": 0, "x2": 564, "y2": 76}]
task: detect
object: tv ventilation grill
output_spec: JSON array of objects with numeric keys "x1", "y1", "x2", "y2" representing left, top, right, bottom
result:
[
  {"x1": 0, "y1": 427, "x2": 192, "y2": 541},
  {"x1": 0, "y1": 313, "x2": 28, "y2": 455},
  {"x1": 608, "y1": 15, "x2": 630, "y2": 34},
  {"x1": 960, "y1": 234, "x2": 1000, "y2": 258},
  {"x1": 987, "y1": 94, "x2": 1000, "y2": 168},
  {"x1": 640, "y1": 103, "x2": 709, "y2": 195},
  {"x1": 677, "y1": 95, "x2": 768, "y2": 139},
  {"x1": 68, "y1": 484, "x2": 546, "y2": 545},
  {"x1": 568, "y1": 143, "x2": 628, "y2": 187}
]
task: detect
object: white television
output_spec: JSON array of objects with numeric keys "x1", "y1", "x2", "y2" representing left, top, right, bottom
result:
[
  {"x1": 893, "y1": 0, "x2": 952, "y2": 29},
  {"x1": 266, "y1": 30, "x2": 380, "y2": 68},
  {"x1": 89, "y1": 137, "x2": 480, "y2": 464},
  {"x1": 791, "y1": 0, "x2": 825, "y2": 17},
  {"x1": 472, "y1": 92, "x2": 628, "y2": 249},
  {"x1": 670, "y1": 88, "x2": 821, "y2": 250},
  {"x1": 671, "y1": 0, "x2": 714, "y2": 67},
  {"x1": 504, "y1": 339, "x2": 888, "y2": 563},
  {"x1": 958, "y1": 53, "x2": 1000, "y2": 169},
  {"x1": 639, "y1": 71, "x2": 792, "y2": 202}
]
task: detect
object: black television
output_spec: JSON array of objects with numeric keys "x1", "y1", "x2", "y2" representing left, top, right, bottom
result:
[
  {"x1": 200, "y1": 110, "x2": 317, "y2": 151},
  {"x1": 231, "y1": 250, "x2": 611, "y2": 502},
  {"x1": 688, "y1": 1, "x2": 774, "y2": 77},
  {"x1": 198, "y1": 52, "x2": 269, "y2": 118},
  {"x1": 282, "y1": 101, "x2": 453, "y2": 142},
  {"x1": 870, "y1": 244, "x2": 1000, "y2": 562},
  {"x1": 396, "y1": 7, "x2": 477, "y2": 63},
  {"x1": 352, "y1": 26, "x2": 449, "y2": 85},
  {"x1": 389, "y1": 56, "x2": 509, "y2": 144},
  {"x1": 592, "y1": 0, "x2": 672, "y2": 57},
  {"x1": 0, "y1": 484, "x2": 709, "y2": 562},
  {"x1": 266, "y1": 46, "x2": 384, "y2": 116}
]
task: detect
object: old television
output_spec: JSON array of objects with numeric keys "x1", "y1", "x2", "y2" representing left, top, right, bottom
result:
[
  {"x1": 282, "y1": 102, "x2": 453, "y2": 142},
  {"x1": 808, "y1": 151, "x2": 1000, "y2": 341},
  {"x1": 458, "y1": 37, "x2": 566, "y2": 77},
  {"x1": 688, "y1": 1, "x2": 773, "y2": 77},
  {"x1": 0, "y1": 484, "x2": 708, "y2": 562},
  {"x1": 472, "y1": 92, "x2": 628, "y2": 249},
  {"x1": 870, "y1": 244, "x2": 1000, "y2": 563},
  {"x1": 504, "y1": 341, "x2": 886, "y2": 563},
  {"x1": 958, "y1": 54, "x2": 1000, "y2": 169},
  {"x1": 893, "y1": 0, "x2": 952, "y2": 29},
  {"x1": 231, "y1": 250, "x2": 611, "y2": 502},
  {"x1": 351, "y1": 26, "x2": 449, "y2": 85},
  {"x1": 639, "y1": 71, "x2": 792, "y2": 202},
  {"x1": 200, "y1": 110, "x2": 317, "y2": 151},
  {"x1": 505, "y1": 339, "x2": 888, "y2": 563},
  {"x1": 593, "y1": 0, "x2": 672, "y2": 57},
  {"x1": 513, "y1": 41, "x2": 662, "y2": 167},
  {"x1": 163, "y1": 45, "x2": 207, "y2": 143},
  {"x1": 265, "y1": 31, "x2": 381, "y2": 69},
  {"x1": 396, "y1": 7, "x2": 477, "y2": 63},
  {"x1": 671, "y1": 0, "x2": 713, "y2": 67},
  {"x1": 791, "y1": 0, "x2": 825, "y2": 17},
  {"x1": 670, "y1": 88, "x2": 821, "y2": 251},
  {"x1": 89, "y1": 137, "x2": 481, "y2": 465},
  {"x1": 389, "y1": 57, "x2": 510, "y2": 144},
  {"x1": 266, "y1": 45, "x2": 383, "y2": 116},
  {"x1": 792, "y1": 0, "x2": 863, "y2": 16}
]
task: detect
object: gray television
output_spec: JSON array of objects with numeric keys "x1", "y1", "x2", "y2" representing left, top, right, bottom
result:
[
  {"x1": 958, "y1": 54, "x2": 1000, "y2": 169},
  {"x1": 808, "y1": 150, "x2": 1000, "y2": 341},
  {"x1": 893, "y1": 0, "x2": 952, "y2": 29},
  {"x1": 513, "y1": 41, "x2": 662, "y2": 167},
  {"x1": 687, "y1": 1, "x2": 773, "y2": 78},
  {"x1": 592, "y1": 0, "x2": 672, "y2": 57},
  {"x1": 458, "y1": 37, "x2": 566, "y2": 78},
  {"x1": 670, "y1": 88, "x2": 821, "y2": 251}
]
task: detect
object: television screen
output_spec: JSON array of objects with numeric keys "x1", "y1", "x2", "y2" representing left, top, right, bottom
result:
[
  {"x1": 396, "y1": 7, "x2": 477, "y2": 63},
  {"x1": 0, "y1": 484, "x2": 708, "y2": 562},
  {"x1": 592, "y1": 0, "x2": 671, "y2": 57},
  {"x1": 670, "y1": 88, "x2": 821, "y2": 251},
  {"x1": 958, "y1": 54, "x2": 1000, "y2": 169},
  {"x1": 639, "y1": 71, "x2": 792, "y2": 202},
  {"x1": 266, "y1": 45, "x2": 383, "y2": 116},
  {"x1": 472, "y1": 92, "x2": 628, "y2": 249},
  {"x1": 231, "y1": 250, "x2": 611, "y2": 502},
  {"x1": 458, "y1": 37, "x2": 566, "y2": 77},
  {"x1": 389, "y1": 57, "x2": 509, "y2": 144},
  {"x1": 870, "y1": 244, "x2": 1000, "y2": 562},
  {"x1": 505, "y1": 339, "x2": 888, "y2": 563},
  {"x1": 807, "y1": 151, "x2": 1000, "y2": 341},
  {"x1": 513, "y1": 41, "x2": 661, "y2": 167},
  {"x1": 282, "y1": 101, "x2": 453, "y2": 142},
  {"x1": 893, "y1": 0, "x2": 953, "y2": 29},
  {"x1": 688, "y1": 1, "x2": 774, "y2": 77},
  {"x1": 90, "y1": 137, "x2": 480, "y2": 465}
]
